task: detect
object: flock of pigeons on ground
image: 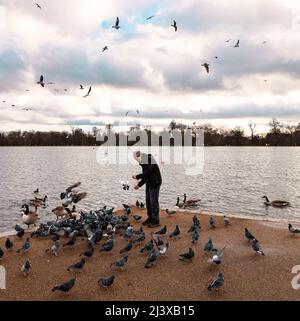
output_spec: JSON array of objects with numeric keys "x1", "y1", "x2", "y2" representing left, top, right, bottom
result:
[
  {"x1": 1, "y1": 181, "x2": 300, "y2": 296},
  {"x1": 1, "y1": 1, "x2": 269, "y2": 115}
]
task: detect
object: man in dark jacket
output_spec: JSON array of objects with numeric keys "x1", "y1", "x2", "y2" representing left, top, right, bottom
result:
[{"x1": 132, "y1": 151, "x2": 162, "y2": 228}]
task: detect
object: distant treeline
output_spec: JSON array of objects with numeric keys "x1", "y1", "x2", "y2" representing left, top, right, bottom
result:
[{"x1": 1, "y1": 119, "x2": 300, "y2": 146}]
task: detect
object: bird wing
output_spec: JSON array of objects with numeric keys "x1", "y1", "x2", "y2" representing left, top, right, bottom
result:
[
  {"x1": 116, "y1": 17, "x2": 119, "y2": 26},
  {"x1": 66, "y1": 182, "x2": 81, "y2": 193},
  {"x1": 40, "y1": 75, "x2": 43, "y2": 82}
]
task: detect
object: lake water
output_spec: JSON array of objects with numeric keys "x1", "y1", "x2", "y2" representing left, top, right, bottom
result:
[{"x1": 0, "y1": 146, "x2": 300, "y2": 233}]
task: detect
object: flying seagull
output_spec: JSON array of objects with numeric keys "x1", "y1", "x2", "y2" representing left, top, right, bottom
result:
[
  {"x1": 225, "y1": 39, "x2": 232, "y2": 43},
  {"x1": 83, "y1": 86, "x2": 92, "y2": 98},
  {"x1": 146, "y1": 15, "x2": 155, "y2": 20},
  {"x1": 234, "y1": 40, "x2": 240, "y2": 48},
  {"x1": 112, "y1": 17, "x2": 120, "y2": 30},
  {"x1": 79, "y1": 85, "x2": 84, "y2": 90},
  {"x1": 201, "y1": 63, "x2": 210, "y2": 74},
  {"x1": 171, "y1": 20, "x2": 178, "y2": 32},
  {"x1": 35, "y1": 3, "x2": 41, "y2": 10},
  {"x1": 102, "y1": 46, "x2": 108, "y2": 53},
  {"x1": 37, "y1": 75, "x2": 45, "y2": 87}
]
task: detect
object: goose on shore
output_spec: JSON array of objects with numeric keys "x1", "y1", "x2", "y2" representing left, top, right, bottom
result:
[
  {"x1": 21, "y1": 205, "x2": 40, "y2": 228},
  {"x1": 52, "y1": 206, "x2": 71, "y2": 220},
  {"x1": 262, "y1": 196, "x2": 290, "y2": 208}
]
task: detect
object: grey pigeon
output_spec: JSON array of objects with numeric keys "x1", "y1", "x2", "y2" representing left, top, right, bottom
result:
[
  {"x1": 21, "y1": 260, "x2": 31, "y2": 276},
  {"x1": 120, "y1": 240, "x2": 133, "y2": 254},
  {"x1": 46, "y1": 240, "x2": 60, "y2": 256},
  {"x1": 245, "y1": 228, "x2": 258, "y2": 242},
  {"x1": 140, "y1": 240, "x2": 154, "y2": 253},
  {"x1": 100, "y1": 239, "x2": 114, "y2": 252},
  {"x1": 210, "y1": 217, "x2": 216, "y2": 228},
  {"x1": 169, "y1": 225, "x2": 180, "y2": 238},
  {"x1": 67, "y1": 258, "x2": 86, "y2": 272},
  {"x1": 17, "y1": 238, "x2": 30, "y2": 254},
  {"x1": 80, "y1": 247, "x2": 94, "y2": 259},
  {"x1": 5, "y1": 238, "x2": 13, "y2": 250},
  {"x1": 204, "y1": 238, "x2": 213, "y2": 252},
  {"x1": 179, "y1": 248, "x2": 195, "y2": 262},
  {"x1": 251, "y1": 239, "x2": 265, "y2": 256},
  {"x1": 192, "y1": 230, "x2": 199, "y2": 244},
  {"x1": 208, "y1": 273, "x2": 224, "y2": 291},
  {"x1": 110, "y1": 255, "x2": 128, "y2": 270},
  {"x1": 98, "y1": 276, "x2": 115, "y2": 289},
  {"x1": 145, "y1": 250, "x2": 160, "y2": 268},
  {"x1": 52, "y1": 278, "x2": 76, "y2": 293},
  {"x1": 156, "y1": 225, "x2": 167, "y2": 235},
  {"x1": 209, "y1": 247, "x2": 225, "y2": 265},
  {"x1": 288, "y1": 223, "x2": 300, "y2": 235},
  {"x1": 223, "y1": 216, "x2": 230, "y2": 226}
]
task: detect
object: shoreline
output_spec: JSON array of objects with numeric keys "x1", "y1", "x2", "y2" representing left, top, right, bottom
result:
[{"x1": 1, "y1": 208, "x2": 300, "y2": 301}]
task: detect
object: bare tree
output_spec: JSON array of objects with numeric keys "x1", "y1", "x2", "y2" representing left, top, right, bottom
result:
[
  {"x1": 285, "y1": 124, "x2": 296, "y2": 145},
  {"x1": 249, "y1": 122, "x2": 256, "y2": 145}
]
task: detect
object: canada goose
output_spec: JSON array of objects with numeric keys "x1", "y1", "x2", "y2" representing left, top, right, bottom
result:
[
  {"x1": 69, "y1": 205, "x2": 81, "y2": 221},
  {"x1": 166, "y1": 209, "x2": 177, "y2": 216},
  {"x1": 30, "y1": 195, "x2": 47, "y2": 207},
  {"x1": 262, "y1": 196, "x2": 290, "y2": 208},
  {"x1": 183, "y1": 194, "x2": 200, "y2": 206},
  {"x1": 21, "y1": 205, "x2": 40, "y2": 228},
  {"x1": 176, "y1": 197, "x2": 186, "y2": 208},
  {"x1": 52, "y1": 206, "x2": 71, "y2": 220}
]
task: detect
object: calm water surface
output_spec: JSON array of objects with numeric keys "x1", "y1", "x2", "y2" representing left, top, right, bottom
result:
[{"x1": 0, "y1": 146, "x2": 299, "y2": 233}]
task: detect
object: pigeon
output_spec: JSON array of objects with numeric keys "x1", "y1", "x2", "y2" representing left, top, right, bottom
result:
[
  {"x1": 223, "y1": 216, "x2": 230, "y2": 226},
  {"x1": 80, "y1": 247, "x2": 94, "y2": 259},
  {"x1": 112, "y1": 17, "x2": 120, "y2": 30},
  {"x1": 5, "y1": 238, "x2": 14, "y2": 250},
  {"x1": 288, "y1": 223, "x2": 300, "y2": 235},
  {"x1": 169, "y1": 225, "x2": 180, "y2": 238},
  {"x1": 140, "y1": 202, "x2": 145, "y2": 208},
  {"x1": 145, "y1": 250, "x2": 160, "y2": 268},
  {"x1": 166, "y1": 209, "x2": 176, "y2": 216},
  {"x1": 210, "y1": 217, "x2": 216, "y2": 228},
  {"x1": 140, "y1": 240, "x2": 154, "y2": 253},
  {"x1": 179, "y1": 248, "x2": 195, "y2": 262},
  {"x1": 21, "y1": 260, "x2": 31, "y2": 276},
  {"x1": 208, "y1": 273, "x2": 224, "y2": 291},
  {"x1": 171, "y1": 20, "x2": 178, "y2": 32},
  {"x1": 37, "y1": 75, "x2": 45, "y2": 87},
  {"x1": 17, "y1": 238, "x2": 30, "y2": 254},
  {"x1": 234, "y1": 40, "x2": 240, "y2": 48},
  {"x1": 0, "y1": 248, "x2": 3, "y2": 260},
  {"x1": 204, "y1": 238, "x2": 213, "y2": 252},
  {"x1": 52, "y1": 278, "x2": 76, "y2": 294},
  {"x1": 110, "y1": 255, "x2": 128, "y2": 270},
  {"x1": 120, "y1": 240, "x2": 133, "y2": 254},
  {"x1": 133, "y1": 215, "x2": 142, "y2": 223},
  {"x1": 209, "y1": 247, "x2": 225, "y2": 265},
  {"x1": 63, "y1": 237, "x2": 76, "y2": 248},
  {"x1": 193, "y1": 215, "x2": 201, "y2": 228},
  {"x1": 102, "y1": 46, "x2": 108, "y2": 53},
  {"x1": 67, "y1": 258, "x2": 86, "y2": 272},
  {"x1": 244, "y1": 228, "x2": 257, "y2": 242},
  {"x1": 98, "y1": 276, "x2": 115, "y2": 289},
  {"x1": 35, "y1": 3, "x2": 41, "y2": 10},
  {"x1": 251, "y1": 239, "x2": 265, "y2": 256},
  {"x1": 100, "y1": 239, "x2": 114, "y2": 252},
  {"x1": 133, "y1": 232, "x2": 146, "y2": 246},
  {"x1": 15, "y1": 225, "x2": 25, "y2": 238},
  {"x1": 156, "y1": 225, "x2": 167, "y2": 235},
  {"x1": 188, "y1": 222, "x2": 199, "y2": 234},
  {"x1": 192, "y1": 230, "x2": 199, "y2": 244},
  {"x1": 146, "y1": 15, "x2": 155, "y2": 20},
  {"x1": 45, "y1": 240, "x2": 61, "y2": 256},
  {"x1": 201, "y1": 63, "x2": 210, "y2": 74},
  {"x1": 83, "y1": 86, "x2": 92, "y2": 98}
]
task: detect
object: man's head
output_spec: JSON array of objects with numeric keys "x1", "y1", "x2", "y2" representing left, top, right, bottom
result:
[{"x1": 133, "y1": 151, "x2": 142, "y2": 164}]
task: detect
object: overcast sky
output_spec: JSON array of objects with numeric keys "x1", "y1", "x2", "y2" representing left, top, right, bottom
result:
[{"x1": 1, "y1": 0, "x2": 300, "y2": 134}]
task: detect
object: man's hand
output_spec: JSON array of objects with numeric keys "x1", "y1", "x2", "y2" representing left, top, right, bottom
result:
[
  {"x1": 132, "y1": 175, "x2": 137, "y2": 179},
  {"x1": 134, "y1": 185, "x2": 140, "y2": 190}
]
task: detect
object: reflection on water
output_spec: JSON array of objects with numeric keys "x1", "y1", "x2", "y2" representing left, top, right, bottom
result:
[{"x1": 0, "y1": 146, "x2": 299, "y2": 232}]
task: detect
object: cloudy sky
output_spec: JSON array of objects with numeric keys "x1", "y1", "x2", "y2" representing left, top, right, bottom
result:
[{"x1": 1, "y1": 0, "x2": 300, "y2": 134}]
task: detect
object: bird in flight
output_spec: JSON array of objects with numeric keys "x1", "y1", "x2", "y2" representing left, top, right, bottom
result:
[
  {"x1": 79, "y1": 85, "x2": 84, "y2": 90},
  {"x1": 171, "y1": 20, "x2": 178, "y2": 32},
  {"x1": 146, "y1": 15, "x2": 155, "y2": 20},
  {"x1": 112, "y1": 17, "x2": 120, "y2": 30},
  {"x1": 234, "y1": 40, "x2": 240, "y2": 48},
  {"x1": 37, "y1": 75, "x2": 45, "y2": 87},
  {"x1": 83, "y1": 86, "x2": 92, "y2": 98},
  {"x1": 225, "y1": 39, "x2": 232, "y2": 43},
  {"x1": 102, "y1": 46, "x2": 108, "y2": 53},
  {"x1": 201, "y1": 63, "x2": 210, "y2": 74},
  {"x1": 35, "y1": 3, "x2": 42, "y2": 10},
  {"x1": 214, "y1": 56, "x2": 218, "y2": 59}
]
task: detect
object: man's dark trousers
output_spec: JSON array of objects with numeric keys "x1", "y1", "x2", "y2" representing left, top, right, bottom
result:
[{"x1": 146, "y1": 185, "x2": 160, "y2": 222}]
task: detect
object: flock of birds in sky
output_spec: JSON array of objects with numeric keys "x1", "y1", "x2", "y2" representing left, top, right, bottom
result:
[
  {"x1": 0, "y1": 181, "x2": 298, "y2": 295},
  {"x1": 1, "y1": 1, "x2": 270, "y2": 119}
]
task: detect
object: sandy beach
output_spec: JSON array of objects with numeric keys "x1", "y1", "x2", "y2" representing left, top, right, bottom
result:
[{"x1": 0, "y1": 208, "x2": 300, "y2": 301}]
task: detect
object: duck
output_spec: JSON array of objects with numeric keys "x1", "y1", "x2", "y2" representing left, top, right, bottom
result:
[
  {"x1": 21, "y1": 205, "x2": 40, "y2": 228},
  {"x1": 262, "y1": 196, "x2": 290, "y2": 208},
  {"x1": 183, "y1": 194, "x2": 200, "y2": 206},
  {"x1": 30, "y1": 195, "x2": 47, "y2": 207},
  {"x1": 52, "y1": 206, "x2": 71, "y2": 220}
]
